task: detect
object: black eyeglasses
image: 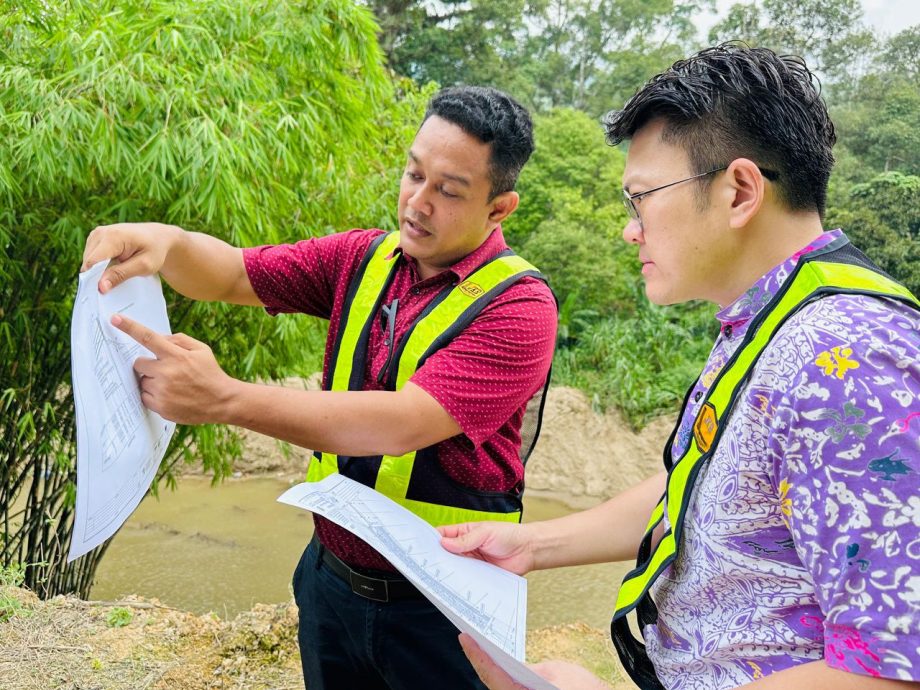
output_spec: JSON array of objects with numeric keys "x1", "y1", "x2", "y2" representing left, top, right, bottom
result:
[
  {"x1": 622, "y1": 166, "x2": 780, "y2": 226},
  {"x1": 622, "y1": 167, "x2": 727, "y2": 225}
]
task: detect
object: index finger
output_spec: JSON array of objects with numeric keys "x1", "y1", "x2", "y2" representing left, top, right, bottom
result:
[{"x1": 111, "y1": 314, "x2": 177, "y2": 358}]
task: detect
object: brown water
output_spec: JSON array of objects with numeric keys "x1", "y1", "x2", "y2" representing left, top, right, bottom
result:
[{"x1": 91, "y1": 477, "x2": 629, "y2": 631}]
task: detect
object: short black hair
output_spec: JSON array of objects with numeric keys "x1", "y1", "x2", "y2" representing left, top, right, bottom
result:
[
  {"x1": 603, "y1": 42, "x2": 836, "y2": 216},
  {"x1": 424, "y1": 86, "x2": 534, "y2": 199}
]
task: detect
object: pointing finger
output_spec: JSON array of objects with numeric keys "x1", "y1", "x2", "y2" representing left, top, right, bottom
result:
[{"x1": 111, "y1": 314, "x2": 176, "y2": 358}]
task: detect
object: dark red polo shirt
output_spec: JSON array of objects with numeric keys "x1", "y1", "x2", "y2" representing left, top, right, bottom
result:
[{"x1": 243, "y1": 228, "x2": 557, "y2": 570}]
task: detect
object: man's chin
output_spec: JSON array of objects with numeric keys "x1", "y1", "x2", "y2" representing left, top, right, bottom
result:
[{"x1": 644, "y1": 284, "x2": 677, "y2": 306}]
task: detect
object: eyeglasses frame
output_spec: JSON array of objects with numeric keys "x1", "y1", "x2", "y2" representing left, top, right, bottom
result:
[{"x1": 622, "y1": 165, "x2": 780, "y2": 226}]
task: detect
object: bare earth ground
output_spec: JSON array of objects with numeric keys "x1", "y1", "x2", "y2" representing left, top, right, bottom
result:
[{"x1": 1, "y1": 385, "x2": 672, "y2": 689}]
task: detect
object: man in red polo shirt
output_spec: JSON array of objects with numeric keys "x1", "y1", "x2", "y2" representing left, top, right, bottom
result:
[{"x1": 81, "y1": 86, "x2": 557, "y2": 689}]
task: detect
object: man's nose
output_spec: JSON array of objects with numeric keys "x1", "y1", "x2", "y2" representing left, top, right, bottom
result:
[
  {"x1": 408, "y1": 185, "x2": 433, "y2": 216},
  {"x1": 622, "y1": 216, "x2": 643, "y2": 244}
]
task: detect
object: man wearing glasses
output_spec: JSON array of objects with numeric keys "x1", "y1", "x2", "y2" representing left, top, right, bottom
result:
[
  {"x1": 81, "y1": 86, "x2": 557, "y2": 690},
  {"x1": 440, "y1": 44, "x2": 919, "y2": 690}
]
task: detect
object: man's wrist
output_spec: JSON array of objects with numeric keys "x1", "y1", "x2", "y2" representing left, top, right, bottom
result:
[
  {"x1": 214, "y1": 377, "x2": 250, "y2": 426},
  {"x1": 525, "y1": 522, "x2": 553, "y2": 572}
]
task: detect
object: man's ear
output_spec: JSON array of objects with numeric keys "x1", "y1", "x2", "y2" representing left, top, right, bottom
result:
[
  {"x1": 724, "y1": 158, "x2": 765, "y2": 229},
  {"x1": 487, "y1": 191, "x2": 520, "y2": 227}
]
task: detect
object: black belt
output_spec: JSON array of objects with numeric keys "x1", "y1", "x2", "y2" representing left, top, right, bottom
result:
[{"x1": 313, "y1": 536, "x2": 425, "y2": 603}]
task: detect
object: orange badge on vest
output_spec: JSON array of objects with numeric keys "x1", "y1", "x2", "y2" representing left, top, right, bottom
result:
[
  {"x1": 458, "y1": 280, "x2": 484, "y2": 298},
  {"x1": 693, "y1": 402, "x2": 718, "y2": 452}
]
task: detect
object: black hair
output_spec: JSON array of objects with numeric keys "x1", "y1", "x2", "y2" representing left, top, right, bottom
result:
[
  {"x1": 603, "y1": 42, "x2": 836, "y2": 216},
  {"x1": 424, "y1": 86, "x2": 534, "y2": 199}
]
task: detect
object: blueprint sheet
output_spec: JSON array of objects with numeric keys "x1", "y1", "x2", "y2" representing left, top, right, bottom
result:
[
  {"x1": 278, "y1": 475, "x2": 559, "y2": 689},
  {"x1": 68, "y1": 260, "x2": 176, "y2": 561}
]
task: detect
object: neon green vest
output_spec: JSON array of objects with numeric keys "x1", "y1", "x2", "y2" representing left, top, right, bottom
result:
[
  {"x1": 306, "y1": 231, "x2": 551, "y2": 527},
  {"x1": 611, "y1": 237, "x2": 920, "y2": 690}
]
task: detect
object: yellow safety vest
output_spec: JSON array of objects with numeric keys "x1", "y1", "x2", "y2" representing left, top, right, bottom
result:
[
  {"x1": 306, "y1": 231, "x2": 552, "y2": 527},
  {"x1": 610, "y1": 237, "x2": 920, "y2": 690}
]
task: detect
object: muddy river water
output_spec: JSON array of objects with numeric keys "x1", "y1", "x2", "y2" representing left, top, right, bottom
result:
[{"x1": 91, "y1": 477, "x2": 631, "y2": 631}]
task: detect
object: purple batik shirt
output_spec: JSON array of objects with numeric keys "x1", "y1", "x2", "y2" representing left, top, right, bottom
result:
[{"x1": 644, "y1": 230, "x2": 920, "y2": 688}]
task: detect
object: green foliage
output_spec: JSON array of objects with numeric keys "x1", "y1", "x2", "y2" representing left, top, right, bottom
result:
[
  {"x1": 105, "y1": 606, "x2": 133, "y2": 628},
  {"x1": 833, "y1": 74, "x2": 920, "y2": 177},
  {"x1": 507, "y1": 108, "x2": 635, "y2": 315},
  {"x1": 0, "y1": 0, "x2": 413, "y2": 598},
  {"x1": 555, "y1": 298, "x2": 717, "y2": 428},
  {"x1": 880, "y1": 25, "x2": 920, "y2": 82},
  {"x1": 826, "y1": 172, "x2": 920, "y2": 296},
  {"x1": 0, "y1": 562, "x2": 25, "y2": 587},
  {"x1": 522, "y1": 199, "x2": 635, "y2": 318},
  {"x1": 0, "y1": 562, "x2": 29, "y2": 621},
  {"x1": 508, "y1": 108, "x2": 625, "y2": 243}
]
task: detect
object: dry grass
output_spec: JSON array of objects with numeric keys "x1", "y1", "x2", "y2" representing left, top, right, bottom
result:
[
  {"x1": 0, "y1": 585, "x2": 301, "y2": 690},
  {"x1": 0, "y1": 584, "x2": 637, "y2": 689}
]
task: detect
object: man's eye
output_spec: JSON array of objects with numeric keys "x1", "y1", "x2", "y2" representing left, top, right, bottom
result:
[
  {"x1": 405, "y1": 171, "x2": 422, "y2": 181},
  {"x1": 440, "y1": 187, "x2": 458, "y2": 198}
]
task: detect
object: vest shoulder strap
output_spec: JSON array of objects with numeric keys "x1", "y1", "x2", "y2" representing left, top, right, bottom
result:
[{"x1": 327, "y1": 232, "x2": 401, "y2": 392}]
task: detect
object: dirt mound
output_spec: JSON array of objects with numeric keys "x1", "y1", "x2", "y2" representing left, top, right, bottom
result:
[
  {"x1": 525, "y1": 387, "x2": 673, "y2": 506},
  {"x1": 0, "y1": 585, "x2": 300, "y2": 690}
]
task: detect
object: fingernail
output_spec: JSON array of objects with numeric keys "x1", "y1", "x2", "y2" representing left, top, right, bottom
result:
[
  {"x1": 111, "y1": 314, "x2": 122, "y2": 326},
  {"x1": 100, "y1": 280, "x2": 111, "y2": 293}
]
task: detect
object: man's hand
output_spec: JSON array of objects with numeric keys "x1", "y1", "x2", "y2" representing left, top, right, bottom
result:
[
  {"x1": 438, "y1": 522, "x2": 535, "y2": 575},
  {"x1": 112, "y1": 313, "x2": 237, "y2": 424},
  {"x1": 82, "y1": 222, "x2": 181, "y2": 294},
  {"x1": 459, "y1": 633, "x2": 612, "y2": 690}
]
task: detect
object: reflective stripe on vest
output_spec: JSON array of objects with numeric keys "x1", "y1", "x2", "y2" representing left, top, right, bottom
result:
[
  {"x1": 610, "y1": 238, "x2": 919, "y2": 690},
  {"x1": 307, "y1": 231, "x2": 546, "y2": 527}
]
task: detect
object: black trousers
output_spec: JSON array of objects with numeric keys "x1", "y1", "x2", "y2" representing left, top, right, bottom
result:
[{"x1": 292, "y1": 539, "x2": 488, "y2": 690}]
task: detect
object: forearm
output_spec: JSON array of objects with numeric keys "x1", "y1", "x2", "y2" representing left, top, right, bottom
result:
[
  {"x1": 526, "y1": 470, "x2": 666, "y2": 570},
  {"x1": 159, "y1": 226, "x2": 258, "y2": 305},
  {"x1": 746, "y1": 660, "x2": 917, "y2": 689},
  {"x1": 217, "y1": 380, "x2": 459, "y2": 457}
]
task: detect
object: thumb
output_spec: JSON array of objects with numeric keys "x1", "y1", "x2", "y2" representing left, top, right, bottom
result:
[
  {"x1": 439, "y1": 524, "x2": 488, "y2": 555},
  {"x1": 99, "y1": 256, "x2": 152, "y2": 293}
]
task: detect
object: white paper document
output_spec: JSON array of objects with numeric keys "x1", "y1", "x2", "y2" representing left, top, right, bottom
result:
[
  {"x1": 278, "y1": 475, "x2": 559, "y2": 690},
  {"x1": 69, "y1": 261, "x2": 176, "y2": 561}
]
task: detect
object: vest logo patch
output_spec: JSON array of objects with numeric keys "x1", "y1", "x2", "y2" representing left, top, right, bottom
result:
[
  {"x1": 458, "y1": 280, "x2": 484, "y2": 298},
  {"x1": 693, "y1": 402, "x2": 718, "y2": 452}
]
